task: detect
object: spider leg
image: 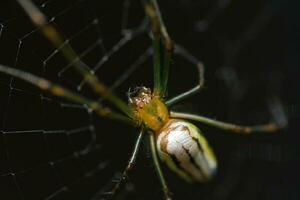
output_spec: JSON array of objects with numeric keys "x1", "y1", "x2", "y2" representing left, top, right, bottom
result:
[
  {"x1": 146, "y1": 0, "x2": 173, "y2": 52},
  {"x1": 0, "y1": 64, "x2": 132, "y2": 125},
  {"x1": 108, "y1": 130, "x2": 144, "y2": 197},
  {"x1": 150, "y1": 134, "x2": 172, "y2": 200},
  {"x1": 144, "y1": 1, "x2": 204, "y2": 99},
  {"x1": 152, "y1": 33, "x2": 163, "y2": 93},
  {"x1": 16, "y1": 0, "x2": 133, "y2": 118},
  {"x1": 143, "y1": 0, "x2": 173, "y2": 95},
  {"x1": 166, "y1": 44, "x2": 205, "y2": 106},
  {"x1": 170, "y1": 110, "x2": 287, "y2": 134}
]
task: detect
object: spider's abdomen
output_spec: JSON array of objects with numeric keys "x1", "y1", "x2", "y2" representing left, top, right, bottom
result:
[{"x1": 157, "y1": 119, "x2": 217, "y2": 182}]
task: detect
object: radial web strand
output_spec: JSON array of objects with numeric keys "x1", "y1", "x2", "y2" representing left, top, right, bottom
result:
[
  {"x1": 0, "y1": 0, "x2": 287, "y2": 200},
  {"x1": 0, "y1": 0, "x2": 149, "y2": 199}
]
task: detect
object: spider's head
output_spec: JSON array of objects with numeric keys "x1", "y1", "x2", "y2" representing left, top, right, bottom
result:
[
  {"x1": 128, "y1": 87, "x2": 169, "y2": 132},
  {"x1": 128, "y1": 87, "x2": 152, "y2": 108}
]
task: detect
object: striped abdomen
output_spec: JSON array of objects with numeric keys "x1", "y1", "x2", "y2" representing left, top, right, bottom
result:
[{"x1": 157, "y1": 119, "x2": 217, "y2": 182}]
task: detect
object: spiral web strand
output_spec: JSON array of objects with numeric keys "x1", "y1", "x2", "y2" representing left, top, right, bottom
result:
[
  {"x1": 0, "y1": 0, "x2": 286, "y2": 200},
  {"x1": 0, "y1": 0, "x2": 148, "y2": 199}
]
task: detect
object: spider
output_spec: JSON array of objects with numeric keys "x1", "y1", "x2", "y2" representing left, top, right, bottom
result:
[{"x1": 0, "y1": 0, "x2": 287, "y2": 199}]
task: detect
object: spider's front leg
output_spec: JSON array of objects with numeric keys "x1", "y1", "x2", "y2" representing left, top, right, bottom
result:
[
  {"x1": 144, "y1": 0, "x2": 205, "y2": 103},
  {"x1": 17, "y1": 0, "x2": 133, "y2": 118},
  {"x1": 143, "y1": 0, "x2": 174, "y2": 95},
  {"x1": 0, "y1": 64, "x2": 131, "y2": 124}
]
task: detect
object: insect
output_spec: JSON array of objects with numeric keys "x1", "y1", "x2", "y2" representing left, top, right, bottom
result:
[{"x1": 0, "y1": 0, "x2": 287, "y2": 199}]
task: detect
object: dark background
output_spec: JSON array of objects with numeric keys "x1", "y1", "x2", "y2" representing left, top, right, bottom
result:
[{"x1": 0, "y1": 0, "x2": 299, "y2": 200}]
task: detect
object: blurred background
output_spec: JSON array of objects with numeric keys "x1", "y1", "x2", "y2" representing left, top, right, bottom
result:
[{"x1": 0, "y1": 0, "x2": 298, "y2": 200}]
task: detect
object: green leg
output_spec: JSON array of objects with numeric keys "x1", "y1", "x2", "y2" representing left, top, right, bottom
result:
[
  {"x1": 144, "y1": 0, "x2": 173, "y2": 53},
  {"x1": 144, "y1": 0, "x2": 173, "y2": 96},
  {"x1": 166, "y1": 45, "x2": 205, "y2": 106},
  {"x1": 150, "y1": 134, "x2": 172, "y2": 200},
  {"x1": 109, "y1": 130, "x2": 144, "y2": 196},
  {"x1": 170, "y1": 111, "x2": 287, "y2": 134},
  {"x1": 149, "y1": 0, "x2": 172, "y2": 96},
  {"x1": 17, "y1": 0, "x2": 133, "y2": 118},
  {"x1": 161, "y1": 44, "x2": 171, "y2": 95},
  {"x1": 144, "y1": 1, "x2": 204, "y2": 103},
  {"x1": 153, "y1": 36, "x2": 162, "y2": 93}
]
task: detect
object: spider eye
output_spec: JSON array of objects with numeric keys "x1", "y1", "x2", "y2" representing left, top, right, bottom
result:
[
  {"x1": 128, "y1": 87, "x2": 152, "y2": 105},
  {"x1": 128, "y1": 86, "x2": 150, "y2": 96}
]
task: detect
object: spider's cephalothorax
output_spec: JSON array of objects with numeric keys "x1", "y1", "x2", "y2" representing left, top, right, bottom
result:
[
  {"x1": 129, "y1": 87, "x2": 169, "y2": 132},
  {"x1": 129, "y1": 87, "x2": 217, "y2": 182}
]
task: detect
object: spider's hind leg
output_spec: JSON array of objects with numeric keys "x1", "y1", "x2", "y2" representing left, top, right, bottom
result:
[
  {"x1": 105, "y1": 130, "x2": 144, "y2": 198},
  {"x1": 150, "y1": 134, "x2": 172, "y2": 200}
]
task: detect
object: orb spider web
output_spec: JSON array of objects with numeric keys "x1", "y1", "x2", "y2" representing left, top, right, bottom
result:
[{"x1": 0, "y1": 0, "x2": 288, "y2": 200}]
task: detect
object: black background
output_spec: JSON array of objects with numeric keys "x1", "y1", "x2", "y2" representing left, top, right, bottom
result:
[{"x1": 0, "y1": 0, "x2": 299, "y2": 200}]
